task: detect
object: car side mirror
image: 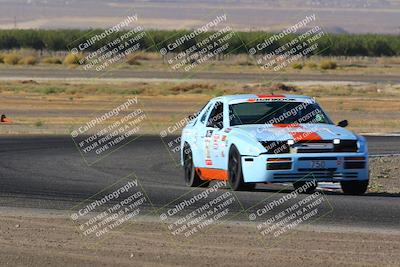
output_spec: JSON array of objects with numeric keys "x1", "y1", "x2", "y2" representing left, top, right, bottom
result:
[{"x1": 337, "y1": 120, "x2": 348, "y2": 128}]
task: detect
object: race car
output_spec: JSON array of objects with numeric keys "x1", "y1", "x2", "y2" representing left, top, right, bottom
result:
[{"x1": 180, "y1": 94, "x2": 369, "y2": 195}]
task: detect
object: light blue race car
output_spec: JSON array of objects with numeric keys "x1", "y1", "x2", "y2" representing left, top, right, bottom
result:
[{"x1": 180, "y1": 94, "x2": 369, "y2": 195}]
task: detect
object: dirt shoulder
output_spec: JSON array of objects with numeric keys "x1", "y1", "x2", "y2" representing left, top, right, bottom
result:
[
  {"x1": 369, "y1": 156, "x2": 400, "y2": 193},
  {"x1": 1, "y1": 79, "x2": 399, "y2": 135},
  {"x1": 0, "y1": 208, "x2": 399, "y2": 267}
]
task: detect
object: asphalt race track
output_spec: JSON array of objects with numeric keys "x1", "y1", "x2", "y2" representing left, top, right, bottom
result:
[{"x1": 0, "y1": 135, "x2": 399, "y2": 229}]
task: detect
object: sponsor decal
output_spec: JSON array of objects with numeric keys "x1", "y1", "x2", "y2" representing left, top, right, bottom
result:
[
  {"x1": 256, "y1": 94, "x2": 285, "y2": 98},
  {"x1": 248, "y1": 95, "x2": 288, "y2": 102},
  {"x1": 205, "y1": 159, "x2": 213, "y2": 166},
  {"x1": 213, "y1": 140, "x2": 219, "y2": 150},
  {"x1": 205, "y1": 137, "x2": 211, "y2": 159}
]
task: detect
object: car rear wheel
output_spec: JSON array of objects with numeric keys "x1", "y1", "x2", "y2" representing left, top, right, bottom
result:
[
  {"x1": 228, "y1": 146, "x2": 255, "y2": 191},
  {"x1": 293, "y1": 181, "x2": 317, "y2": 194},
  {"x1": 183, "y1": 145, "x2": 209, "y2": 187},
  {"x1": 340, "y1": 180, "x2": 368, "y2": 195}
]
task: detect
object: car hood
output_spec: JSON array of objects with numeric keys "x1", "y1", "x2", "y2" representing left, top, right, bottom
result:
[{"x1": 232, "y1": 124, "x2": 357, "y2": 141}]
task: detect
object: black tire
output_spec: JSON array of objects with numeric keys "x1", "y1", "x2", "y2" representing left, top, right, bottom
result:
[
  {"x1": 293, "y1": 181, "x2": 317, "y2": 194},
  {"x1": 340, "y1": 180, "x2": 368, "y2": 195},
  {"x1": 228, "y1": 146, "x2": 256, "y2": 191},
  {"x1": 183, "y1": 145, "x2": 209, "y2": 187}
]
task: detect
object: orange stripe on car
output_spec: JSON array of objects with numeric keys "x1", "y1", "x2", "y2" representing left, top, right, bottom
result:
[
  {"x1": 195, "y1": 168, "x2": 228, "y2": 181},
  {"x1": 272, "y1": 123, "x2": 300, "y2": 128},
  {"x1": 267, "y1": 158, "x2": 292, "y2": 162},
  {"x1": 290, "y1": 131, "x2": 322, "y2": 141}
]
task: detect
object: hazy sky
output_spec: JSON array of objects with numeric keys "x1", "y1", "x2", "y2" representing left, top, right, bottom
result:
[{"x1": 0, "y1": 0, "x2": 399, "y2": 33}]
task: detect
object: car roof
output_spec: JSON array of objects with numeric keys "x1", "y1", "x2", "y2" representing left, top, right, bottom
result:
[{"x1": 212, "y1": 94, "x2": 313, "y2": 103}]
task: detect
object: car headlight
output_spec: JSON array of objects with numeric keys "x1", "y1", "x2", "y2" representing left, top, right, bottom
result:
[{"x1": 333, "y1": 138, "x2": 340, "y2": 145}]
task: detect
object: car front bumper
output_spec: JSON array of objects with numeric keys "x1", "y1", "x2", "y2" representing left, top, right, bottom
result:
[{"x1": 241, "y1": 152, "x2": 369, "y2": 183}]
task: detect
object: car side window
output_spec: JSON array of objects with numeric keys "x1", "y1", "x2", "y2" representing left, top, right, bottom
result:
[
  {"x1": 206, "y1": 101, "x2": 224, "y2": 129},
  {"x1": 200, "y1": 103, "x2": 212, "y2": 124}
]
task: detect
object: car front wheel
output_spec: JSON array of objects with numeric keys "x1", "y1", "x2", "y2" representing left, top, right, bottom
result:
[
  {"x1": 340, "y1": 180, "x2": 368, "y2": 195},
  {"x1": 228, "y1": 145, "x2": 255, "y2": 191}
]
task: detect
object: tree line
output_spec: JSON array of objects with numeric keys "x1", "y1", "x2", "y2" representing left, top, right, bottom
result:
[{"x1": 0, "y1": 29, "x2": 398, "y2": 57}]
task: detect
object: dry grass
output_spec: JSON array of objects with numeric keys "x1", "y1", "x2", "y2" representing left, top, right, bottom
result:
[
  {"x1": 3, "y1": 53, "x2": 20, "y2": 65},
  {"x1": 1, "y1": 50, "x2": 400, "y2": 75},
  {"x1": 291, "y1": 62, "x2": 303, "y2": 69},
  {"x1": 0, "y1": 79, "x2": 399, "y2": 135},
  {"x1": 1, "y1": 79, "x2": 399, "y2": 98},
  {"x1": 125, "y1": 54, "x2": 142, "y2": 65},
  {"x1": 320, "y1": 60, "x2": 337, "y2": 70},
  {"x1": 169, "y1": 83, "x2": 216, "y2": 94},
  {"x1": 63, "y1": 53, "x2": 85, "y2": 65},
  {"x1": 19, "y1": 55, "x2": 38, "y2": 65},
  {"x1": 128, "y1": 52, "x2": 161, "y2": 61},
  {"x1": 42, "y1": 56, "x2": 62, "y2": 64}
]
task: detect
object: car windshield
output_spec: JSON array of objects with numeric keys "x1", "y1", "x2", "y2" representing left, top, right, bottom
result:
[{"x1": 229, "y1": 101, "x2": 332, "y2": 126}]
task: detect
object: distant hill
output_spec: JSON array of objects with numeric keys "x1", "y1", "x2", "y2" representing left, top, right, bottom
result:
[{"x1": 0, "y1": 0, "x2": 399, "y2": 34}]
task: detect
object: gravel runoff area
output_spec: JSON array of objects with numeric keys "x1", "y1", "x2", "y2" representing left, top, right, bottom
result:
[
  {"x1": 369, "y1": 156, "x2": 400, "y2": 194},
  {"x1": 0, "y1": 208, "x2": 399, "y2": 267}
]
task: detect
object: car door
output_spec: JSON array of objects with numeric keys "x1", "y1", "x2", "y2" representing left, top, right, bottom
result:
[
  {"x1": 204, "y1": 101, "x2": 225, "y2": 169},
  {"x1": 192, "y1": 101, "x2": 214, "y2": 168}
]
